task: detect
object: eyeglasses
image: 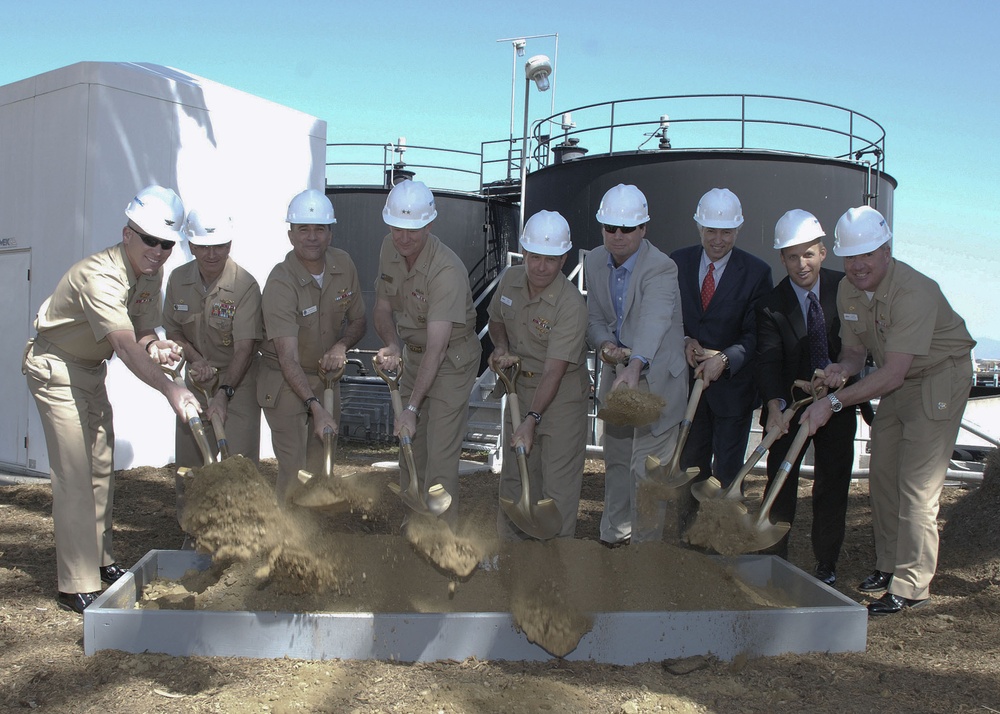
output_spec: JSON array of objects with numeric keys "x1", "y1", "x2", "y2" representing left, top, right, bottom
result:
[
  {"x1": 134, "y1": 229, "x2": 176, "y2": 251},
  {"x1": 602, "y1": 224, "x2": 638, "y2": 234}
]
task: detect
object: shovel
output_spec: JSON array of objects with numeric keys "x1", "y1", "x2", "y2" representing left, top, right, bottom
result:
[
  {"x1": 733, "y1": 416, "x2": 815, "y2": 553},
  {"x1": 373, "y1": 356, "x2": 452, "y2": 517},
  {"x1": 691, "y1": 378, "x2": 823, "y2": 502},
  {"x1": 292, "y1": 364, "x2": 354, "y2": 508},
  {"x1": 643, "y1": 377, "x2": 705, "y2": 489},
  {"x1": 162, "y1": 357, "x2": 215, "y2": 466},
  {"x1": 491, "y1": 357, "x2": 563, "y2": 540},
  {"x1": 190, "y1": 369, "x2": 231, "y2": 460}
]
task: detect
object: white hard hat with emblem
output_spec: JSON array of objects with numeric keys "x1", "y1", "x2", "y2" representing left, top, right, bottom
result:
[
  {"x1": 520, "y1": 210, "x2": 572, "y2": 256},
  {"x1": 694, "y1": 188, "x2": 744, "y2": 229},
  {"x1": 125, "y1": 185, "x2": 185, "y2": 241},
  {"x1": 382, "y1": 180, "x2": 438, "y2": 230},
  {"x1": 833, "y1": 206, "x2": 892, "y2": 256},
  {"x1": 286, "y1": 189, "x2": 336, "y2": 225}
]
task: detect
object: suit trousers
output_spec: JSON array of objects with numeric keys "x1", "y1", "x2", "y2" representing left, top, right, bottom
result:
[
  {"x1": 496, "y1": 372, "x2": 588, "y2": 539},
  {"x1": 681, "y1": 396, "x2": 754, "y2": 488},
  {"x1": 24, "y1": 343, "x2": 114, "y2": 594},
  {"x1": 399, "y1": 346, "x2": 477, "y2": 529},
  {"x1": 764, "y1": 406, "x2": 856, "y2": 563},
  {"x1": 601, "y1": 377, "x2": 681, "y2": 544},
  {"x1": 870, "y1": 359, "x2": 971, "y2": 601}
]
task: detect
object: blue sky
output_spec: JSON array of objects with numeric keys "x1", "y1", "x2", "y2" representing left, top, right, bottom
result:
[{"x1": 3, "y1": 0, "x2": 998, "y2": 353}]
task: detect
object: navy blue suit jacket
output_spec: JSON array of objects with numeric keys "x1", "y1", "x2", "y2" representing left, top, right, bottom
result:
[
  {"x1": 754, "y1": 267, "x2": 845, "y2": 409},
  {"x1": 670, "y1": 245, "x2": 773, "y2": 417}
]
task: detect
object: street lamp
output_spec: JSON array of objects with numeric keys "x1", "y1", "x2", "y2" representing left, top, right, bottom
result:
[{"x1": 519, "y1": 54, "x2": 552, "y2": 235}]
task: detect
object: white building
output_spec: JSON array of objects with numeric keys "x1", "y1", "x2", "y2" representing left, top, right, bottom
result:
[{"x1": 0, "y1": 62, "x2": 327, "y2": 475}]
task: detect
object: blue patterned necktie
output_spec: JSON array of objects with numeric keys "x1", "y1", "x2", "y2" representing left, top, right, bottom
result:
[{"x1": 807, "y1": 291, "x2": 831, "y2": 369}]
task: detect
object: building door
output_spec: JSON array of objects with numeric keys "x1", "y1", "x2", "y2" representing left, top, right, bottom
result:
[{"x1": 0, "y1": 249, "x2": 31, "y2": 471}]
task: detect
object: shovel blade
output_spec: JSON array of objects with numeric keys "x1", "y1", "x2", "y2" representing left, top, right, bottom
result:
[
  {"x1": 663, "y1": 466, "x2": 702, "y2": 489},
  {"x1": 390, "y1": 480, "x2": 453, "y2": 517},
  {"x1": 499, "y1": 497, "x2": 562, "y2": 540},
  {"x1": 743, "y1": 521, "x2": 792, "y2": 553},
  {"x1": 690, "y1": 476, "x2": 723, "y2": 502}
]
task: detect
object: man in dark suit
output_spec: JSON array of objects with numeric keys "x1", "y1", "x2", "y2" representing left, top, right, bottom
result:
[
  {"x1": 671, "y1": 188, "x2": 772, "y2": 499},
  {"x1": 754, "y1": 209, "x2": 857, "y2": 586}
]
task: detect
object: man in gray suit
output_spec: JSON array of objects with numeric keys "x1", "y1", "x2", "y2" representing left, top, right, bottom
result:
[{"x1": 586, "y1": 184, "x2": 688, "y2": 545}]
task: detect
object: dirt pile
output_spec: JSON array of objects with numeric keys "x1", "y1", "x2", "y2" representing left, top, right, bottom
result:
[
  {"x1": 404, "y1": 514, "x2": 491, "y2": 577},
  {"x1": 180, "y1": 455, "x2": 347, "y2": 591},
  {"x1": 941, "y1": 449, "x2": 1000, "y2": 573},
  {"x1": 597, "y1": 387, "x2": 666, "y2": 427},
  {"x1": 684, "y1": 498, "x2": 764, "y2": 556}
]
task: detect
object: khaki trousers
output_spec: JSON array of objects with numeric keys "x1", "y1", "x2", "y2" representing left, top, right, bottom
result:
[
  {"x1": 24, "y1": 341, "x2": 114, "y2": 593},
  {"x1": 259, "y1": 361, "x2": 339, "y2": 504},
  {"x1": 399, "y1": 345, "x2": 478, "y2": 528},
  {"x1": 870, "y1": 358, "x2": 972, "y2": 600},
  {"x1": 496, "y1": 371, "x2": 588, "y2": 539},
  {"x1": 174, "y1": 357, "x2": 261, "y2": 522}
]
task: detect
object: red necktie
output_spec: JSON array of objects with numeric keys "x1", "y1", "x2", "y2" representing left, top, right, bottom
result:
[{"x1": 700, "y1": 263, "x2": 715, "y2": 311}]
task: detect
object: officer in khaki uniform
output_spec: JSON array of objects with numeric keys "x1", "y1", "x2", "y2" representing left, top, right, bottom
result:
[
  {"x1": 373, "y1": 181, "x2": 480, "y2": 527},
  {"x1": 488, "y1": 211, "x2": 588, "y2": 539},
  {"x1": 258, "y1": 189, "x2": 366, "y2": 503},
  {"x1": 803, "y1": 206, "x2": 974, "y2": 616},
  {"x1": 163, "y1": 209, "x2": 262, "y2": 516},
  {"x1": 22, "y1": 185, "x2": 201, "y2": 614}
]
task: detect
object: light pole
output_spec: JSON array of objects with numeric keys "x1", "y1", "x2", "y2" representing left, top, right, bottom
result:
[
  {"x1": 518, "y1": 55, "x2": 552, "y2": 236},
  {"x1": 496, "y1": 34, "x2": 559, "y2": 181}
]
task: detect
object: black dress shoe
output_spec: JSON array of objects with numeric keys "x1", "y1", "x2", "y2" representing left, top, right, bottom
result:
[
  {"x1": 99, "y1": 563, "x2": 129, "y2": 584},
  {"x1": 815, "y1": 562, "x2": 837, "y2": 586},
  {"x1": 868, "y1": 592, "x2": 927, "y2": 616},
  {"x1": 858, "y1": 569, "x2": 892, "y2": 593},
  {"x1": 57, "y1": 591, "x2": 100, "y2": 614}
]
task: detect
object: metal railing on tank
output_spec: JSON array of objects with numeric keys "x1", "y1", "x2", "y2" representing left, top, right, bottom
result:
[
  {"x1": 325, "y1": 140, "x2": 485, "y2": 193},
  {"x1": 523, "y1": 93, "x2": 889, "y2": 204}
]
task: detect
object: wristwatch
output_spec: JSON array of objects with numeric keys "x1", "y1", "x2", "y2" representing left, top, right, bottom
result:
[
  {"x1": 405, "y1": 404, "x2": 421, "y2": 417},
  {"x1": 526, "y1": 411, "x2": 542, "y2": 425},
  {"x1": 219, "y1": 384, "x2": 236, "y2": 400},
  {"x1": 827, "y1": 393, "x2": 844, "y2": 413}
]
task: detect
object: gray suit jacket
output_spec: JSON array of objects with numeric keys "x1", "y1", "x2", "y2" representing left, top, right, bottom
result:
[{"x1": 586, "y1": 239, "x2": 688, "y2": 437}]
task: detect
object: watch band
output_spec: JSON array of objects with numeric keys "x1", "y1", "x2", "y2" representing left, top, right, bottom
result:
[
  {"x1": 304, "y1": 396, "x2": 321, "y2": 410},
  {"x1": 405, "y1": 404, "x2": 421, "y2": 417},
  {"x1": 526, "y1": 411, "x2": 542, "y2": 425},
  {"x1": 219, "y1": 384, "x2": 235, "y2": 400}
]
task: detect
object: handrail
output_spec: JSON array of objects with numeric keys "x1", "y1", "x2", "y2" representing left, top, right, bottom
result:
[{"x1": 325, "y1": 94, "x2": 889, "y2": 198}]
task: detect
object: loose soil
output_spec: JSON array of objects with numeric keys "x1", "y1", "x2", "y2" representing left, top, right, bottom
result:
[{"x1": 2, "y1": 447, "x2": 999, "y2": 713}]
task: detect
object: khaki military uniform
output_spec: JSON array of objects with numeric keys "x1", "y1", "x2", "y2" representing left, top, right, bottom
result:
[
  {"x1": 163, "y1": 257, "x2": 263, "y2": 467},
  {"x1": 259, "y1": 246, "x2": 365, "y2": 501},
  {"x1": 376, "y1": 233, "x2": 480, "y2": 523},
  {"x1": 22, "y1": 243, "x2": 162, "y2": 594},
  {"x1": 488, "y1": 266, "x2": 589, "y2": 538},
  {"x1": 839, "y1": 258, "x2": 974, "y2": 601}
]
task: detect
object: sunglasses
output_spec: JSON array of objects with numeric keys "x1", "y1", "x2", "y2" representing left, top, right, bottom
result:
[
  {"x1": 135, "y1": 229, "x2": 176, "y2": 251},
  {"x1": 602, "y1": 224, "x2": 638, "y2": 234}
]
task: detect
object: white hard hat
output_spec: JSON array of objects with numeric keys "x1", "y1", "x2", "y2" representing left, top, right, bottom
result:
[
  {"x1": 382, "y1": 180, "x2": 437, "y2": 229},
  {"x1": 125, "y1": 185, "x2": 185, "y2": 241},
  {"x1": 184, "y1": 209, "x2": 234, "y2": 246},
  {"x1": 773, "y1": 209, "x2": 825, "y2": 250},
  {"x1": 833, "y1": 206, "x2": 892, "y2": 256},
  {"x1": 694, "y1": 188, "x2": 744, "y2": 229},
  {"x1": 520, "y1": 210, "x2": 572, "y2": 256},
  {"x1": 595, "y1": 184, "x2": 650, "y2": 227},
  {"x1": 286, "y1": 189, "x2": 336, "y2": 225}
]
